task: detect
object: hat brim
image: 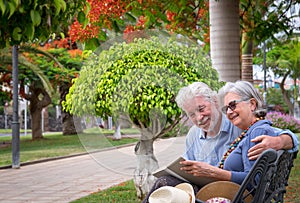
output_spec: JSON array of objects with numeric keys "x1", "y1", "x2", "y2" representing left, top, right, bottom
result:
[
  {"x1": 149, "y1": 184, "x2": 195, "y2": 203},
  {"x1": 175, "y1": 183, "x2": 195, "y2": 203},
  {"x1": 196, "y1": 181, "x2": 252, "y2": 203}
]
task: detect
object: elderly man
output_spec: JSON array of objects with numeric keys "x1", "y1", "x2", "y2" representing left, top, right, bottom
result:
[{"x1": 142, "y1": 82, "x2": 298, "y2": 203}]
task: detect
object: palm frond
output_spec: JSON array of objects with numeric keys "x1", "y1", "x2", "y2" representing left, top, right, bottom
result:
[
  {"x1": 19, "y1": 45, "x2": 65, "y2": 69},
  {"x1": 1, "y1": 53, "x2": 54, "y2": 96}
]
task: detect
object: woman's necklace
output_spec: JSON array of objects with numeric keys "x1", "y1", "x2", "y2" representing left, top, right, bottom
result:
[{"x1": 218, "y1": 117, "x2": 264, "y2": 169}]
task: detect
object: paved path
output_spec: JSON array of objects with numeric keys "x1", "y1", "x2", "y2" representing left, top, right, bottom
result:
[{"x1": 0, "y1": 136, "x2": 185, "y2": 203}]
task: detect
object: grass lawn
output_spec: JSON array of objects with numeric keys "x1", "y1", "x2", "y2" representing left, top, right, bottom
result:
[
  {"x1": 285, "y1": 149, "x2": 300, "y2": 202},
  {"x1": 0, "y1": 127, "x2": 139, "y2": 167},
  {"x1": 71, "y1": 180, "x2": 139, "y2": 203}
]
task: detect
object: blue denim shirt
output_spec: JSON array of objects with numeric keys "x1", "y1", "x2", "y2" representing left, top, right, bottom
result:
[
  {"x1": 224, "y1": 120, "x2": 276, "y2": 184},
  {"x1": 183, "y1": 114, "x2": 242, "y2": 166}
]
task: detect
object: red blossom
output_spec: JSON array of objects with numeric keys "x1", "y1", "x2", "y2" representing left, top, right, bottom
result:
[{"x1": 69, "y1": 0, "x2": 130, "y2": 42}]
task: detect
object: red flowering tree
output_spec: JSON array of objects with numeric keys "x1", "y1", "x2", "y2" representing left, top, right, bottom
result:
[
  {"x1": 0, "y1": 39, "x2": 84, "y2": 139},
  {"x1": 68, "y1": 0, "x2": 210, "y2": 50}
]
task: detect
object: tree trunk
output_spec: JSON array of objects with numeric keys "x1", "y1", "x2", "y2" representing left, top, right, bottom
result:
[
  {"x1": 43, "y1": 107, "x2": 49, "y2": 132},
  {"x1": 27, "y1": 85, "x2": 51, "y2": 140},
  {"x1": 113, "y1": 121, "x2": 121, "y2": 140},
  {"x1": 280, "y1": 71, "x2": 294, "y2": 115},
  {"x1": 61, "y1": 112, "x2": 82, "y2": 135},
  {"x1": 60, "y1": 83, "x2": 83, "y2": 135},
  {"x1": 132, "y1": 113, "x2": 181, "y2": 200},
  {"x1": 209, "y1": 0, "x2": 241, "y2": 82},
  {"x1": 241, "y1": 40, "x2": 254, "y2": 83},
  {"x1": 134, "y1": 138, "x2": 159, "y2": 201},
  {"x1": 31, "y1": 107, "x2": 43, "y2": 139}
]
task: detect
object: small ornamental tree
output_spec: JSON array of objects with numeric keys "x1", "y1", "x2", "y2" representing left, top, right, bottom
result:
[{"x1": 63, "y1": 34, "x2": 222, "y2": 199}]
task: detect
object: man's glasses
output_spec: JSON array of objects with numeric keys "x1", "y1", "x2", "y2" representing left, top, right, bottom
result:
[{"x1": 221, "y1": 98, "x2": 248, "y2": 114}]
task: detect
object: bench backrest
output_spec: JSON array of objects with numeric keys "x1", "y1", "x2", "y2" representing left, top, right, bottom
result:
[
  {"x1": 264, "y1": 150, "x2": 298, "y2": 202},
  {"x1": 232, "y1": 149, "x2": 298, "y2": 203}
]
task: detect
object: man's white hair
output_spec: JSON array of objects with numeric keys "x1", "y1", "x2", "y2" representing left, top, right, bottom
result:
[{"x1": 175, "y1": 82, "x2": 217, "y2": 110}]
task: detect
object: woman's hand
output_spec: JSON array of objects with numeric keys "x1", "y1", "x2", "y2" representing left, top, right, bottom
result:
[
  {"x1": 179, "y1": 160, "x2": 231, "y2": 181},
  {"x1": 179, "y1": 160, "x2": 230, "y2": 180}
]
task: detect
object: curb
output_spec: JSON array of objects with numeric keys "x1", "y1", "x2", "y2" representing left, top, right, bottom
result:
[{"x1": 0, "y1": 142, "x2": 137, "y2": 170}]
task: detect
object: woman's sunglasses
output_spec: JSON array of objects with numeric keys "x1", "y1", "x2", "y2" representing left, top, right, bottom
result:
[{"x1": 221, "y1": 98, "x2": 248, "y2": 114}]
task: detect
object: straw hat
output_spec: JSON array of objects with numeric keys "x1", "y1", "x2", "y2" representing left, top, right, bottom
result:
[
  {"x1": 149, "y1": 183, "x2": 195, "y2": 203},
  {"x1": 196, "y1": 181, "x2": 252, "y2": 203}
]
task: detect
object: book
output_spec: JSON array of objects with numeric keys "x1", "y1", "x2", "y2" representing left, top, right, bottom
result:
[{"x1": 153, "y1": 156, "x2": 216, "y2": 187}]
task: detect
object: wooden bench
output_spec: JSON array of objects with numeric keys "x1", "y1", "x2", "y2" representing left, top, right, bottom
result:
[{"x1": 196, "y1": 149, "x2": 298, "y2": 203}]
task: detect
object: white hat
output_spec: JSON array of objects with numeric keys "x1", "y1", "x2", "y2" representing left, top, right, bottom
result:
[{"x1": 149, "y1": 183, "x2": 195, "y2": 203}]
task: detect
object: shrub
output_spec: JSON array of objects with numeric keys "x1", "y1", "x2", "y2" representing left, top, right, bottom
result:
[{"x1": 266, "y1": 111, "x2": 300, "y2": 133}]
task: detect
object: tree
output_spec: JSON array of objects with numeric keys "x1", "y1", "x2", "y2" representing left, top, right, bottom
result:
[
  {"x1": 254, "y1": 38, "x2": 300, "y2": 115},
  {"x1": 240, "y1": 0, "x2": 300, "y2": 82},
  {"x1": 39, "y1": 41, "x2": 85, "y2": 136},
  {"x1": 68, "y1": 0, "x2": 209, "y2": 50},
  {"x1": 63, "y1": 35, "x2": 223, "y2": 199},
  {"x1": 0, "y1": 43, "x2": 84, "y2": 139},
  {"x1": 67, "y1": 0, "x2": 210, "y2": 139},
  {"x1": 0, "y1": 46, "x2": 54, "y2": 140},
  {"x1": 0, "y1": 0, "x2": 85, "y2": 167},
  {"x1": 68, "y1": 0, "x2": 300, "y2": 84},
  {"x1": 210, "y1": 0, "x2": 300, "y2": 82},
  {"x1": 209, "y1": 0, "x2": 240, "y2": 82},
  {"x1": 0, "y1": 0, "x2": 85, "y2": 48}
]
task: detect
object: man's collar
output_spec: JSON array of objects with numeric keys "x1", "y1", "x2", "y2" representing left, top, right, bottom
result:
[{"x1": 221, "y1": 113, "x2": 235, "y2": 134}]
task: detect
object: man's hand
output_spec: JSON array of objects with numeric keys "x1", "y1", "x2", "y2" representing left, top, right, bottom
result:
[{"x1": 248, "y1": 135, "x2": 286, "y2": 160}]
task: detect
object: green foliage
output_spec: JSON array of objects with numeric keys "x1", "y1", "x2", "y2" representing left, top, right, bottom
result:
[
  {"x1": 254, "y1": 38, "x2": 300, "y2": 82},
  {"x1": 64, "y1": 36, "x2": 222, "y2": 131},
  {"x1": 254, "y1": 38, "x2": 300, "y2": 114},
  {"x1": 0, "y1": 90, "x2": 10, "y2": 106},
  {"x1": 0, "y1": 45, "x2": 83, "y2": 106},
  {"x1": 266, "y1": 88, "x2": 289, "y2": 113},
  {"x1": 0, "y1": 0, "x2": 86, "y2": 47},
  {"x1": 240, "y1": 1, "x2": 299, "y2": 44}
]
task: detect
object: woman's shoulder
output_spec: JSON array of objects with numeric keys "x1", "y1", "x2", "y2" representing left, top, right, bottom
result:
[{"x1": 249, "y1": 119, "x2": 275, "y2": 136}]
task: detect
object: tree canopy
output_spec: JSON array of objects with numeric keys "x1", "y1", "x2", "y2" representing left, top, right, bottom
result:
[
  {"x1": 63, "y1": 34, "x2": 222, "y2": 137},
  {"x1": 0, "y1": 0, "x2": 86, "y2": 48},
  {"x1": 68, "y1": 0, "x2": 209, "y2": 50},
  {"x1": 254, "y1": 37, "x2": 300, "y2": 114}
]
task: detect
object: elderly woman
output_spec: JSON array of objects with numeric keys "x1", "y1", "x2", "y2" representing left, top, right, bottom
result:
[{"x1": 180, "y1": 81, "x2": 278, "y2": 185}]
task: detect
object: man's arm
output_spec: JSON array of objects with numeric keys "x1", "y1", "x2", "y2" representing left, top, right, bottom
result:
[
  {"x1": 248, "y1": 135, "x2": 291, "y2": 160},
  {"x1": 248, "y1": 130, "x2": 299, "y2": 160}
]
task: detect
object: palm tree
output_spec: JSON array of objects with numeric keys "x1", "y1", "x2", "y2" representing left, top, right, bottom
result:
[
  {"x1": 209, "y1": 0, "x2": 299, "y2": 83},
  {"x1": 209, "y1": 0, "x2": 241, "y2": 82}
]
